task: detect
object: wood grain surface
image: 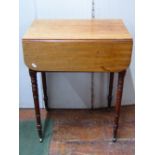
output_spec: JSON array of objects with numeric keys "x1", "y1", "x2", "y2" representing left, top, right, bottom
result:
[
  {"x1": 22, "y1": 20, "x2": 133, "y2": 72},
  {"x1": 23, "y1": 39, "x2": 132, "y2": 72},
  {"x1": 23, "y1": 20, "x2": 132, "y2": 40}
]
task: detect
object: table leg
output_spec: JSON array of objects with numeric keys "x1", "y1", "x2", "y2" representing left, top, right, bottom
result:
[
  {"x1": 41, "y1": 72, "x2": 49, "y2": 111},
  {"x1": 29, "y1": 69, "x2": 43, "y2": 142},
  {"x1": 113, "y1": 70, "x2": 126, "y2": 142},
  {"x1": 107, "y1": 72, "x2": 114, "y2": 108}
]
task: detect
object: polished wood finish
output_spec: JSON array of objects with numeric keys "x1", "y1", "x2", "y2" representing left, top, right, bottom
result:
[
  {"x1": 108, "y1": 72, "x2": 114, "y2": 108},
  {"x1": 23, "y1": 20, "x2": 132, "y2": 40},
  {"x1": 23, "y1": 40, "x2": 132, "y2": 72},
  {"x1": 41, "y1": 72, "x2": 49, "y2": 111},
  {"x1": 22, "y1": 20, "x2": 132, "y2": 72},
  {"x1": 22, "y1": 20, "x2": 133, "y2": 142},
  {"x1": 113, "y1": 70, "x2": 126, "y2": 142},
  {"x1": 29, "y1": 69, "x2": 43, "y2": 142}
]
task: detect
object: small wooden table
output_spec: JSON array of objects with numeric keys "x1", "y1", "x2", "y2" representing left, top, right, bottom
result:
[{"x1": 22, "y1": 20, "x2": 133, "y2": 142}]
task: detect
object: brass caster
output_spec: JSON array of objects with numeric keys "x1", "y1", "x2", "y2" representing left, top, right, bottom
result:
[
  {"x1": 39, "y1": 138, "x2": 43, "y2": 143},
  {"x1": 112, "y1": 137, "x2": 117, "y2": 143}
]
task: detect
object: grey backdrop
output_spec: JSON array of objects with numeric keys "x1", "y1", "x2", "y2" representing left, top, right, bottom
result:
[{"x1": 19, "y1": 0, "x2": 135, "y2": 108}]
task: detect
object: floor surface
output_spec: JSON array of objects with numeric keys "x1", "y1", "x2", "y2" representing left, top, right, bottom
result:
[{"x1": 20, "y1": 105, "x2": 135, "y2": 155}]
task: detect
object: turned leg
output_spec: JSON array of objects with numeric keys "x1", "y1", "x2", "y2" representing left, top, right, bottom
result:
[
  {"x1": 41, "y1": 72, "x2": 49, "y2": 111},
  {"x1": 113, "y1": 70, "x2": 126, "y2": 142},
  {"x1": 107, "y1": 72, "x2": 114, "y2": 108},
  {"x1": 29, "y1": 69, "x2": 43, "y2": 142}
]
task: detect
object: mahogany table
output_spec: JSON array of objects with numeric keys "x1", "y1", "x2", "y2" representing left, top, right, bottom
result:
[{"x1": 22, "y1": 20, "x2": 133, "y2": 142}]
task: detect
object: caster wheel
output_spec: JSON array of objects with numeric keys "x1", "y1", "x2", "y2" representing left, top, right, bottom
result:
[
  {"x1": 39, "y1": 138, "x2": 43, "y2": 143},
  {"x1": 112, "y1": 138, "x2": 117, "y2": 143}
]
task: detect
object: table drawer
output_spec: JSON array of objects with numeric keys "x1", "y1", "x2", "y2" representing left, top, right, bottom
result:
[{"x1": 23, "y1": 40, "x2": 132, "y2": 72}]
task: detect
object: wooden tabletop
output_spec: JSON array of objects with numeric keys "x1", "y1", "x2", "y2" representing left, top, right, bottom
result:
[
  {"x1": 23, "y1": 19, "x2": 132, "y2": 40},
  {"x1": 22, "y1": 20, "x2": 132, "y2": 72}
]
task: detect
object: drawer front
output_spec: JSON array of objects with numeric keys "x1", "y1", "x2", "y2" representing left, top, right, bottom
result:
[{"x1": 23, "y1": 40, "x2": 132, "y2": 72}]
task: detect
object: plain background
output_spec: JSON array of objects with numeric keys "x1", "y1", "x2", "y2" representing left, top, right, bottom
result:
[
  {"x1": 19, "y1": 0, "x2": 135, "y2": 108},
  {"x1": 0, "y1": 0, "x2": 155, "y2": 155}
]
